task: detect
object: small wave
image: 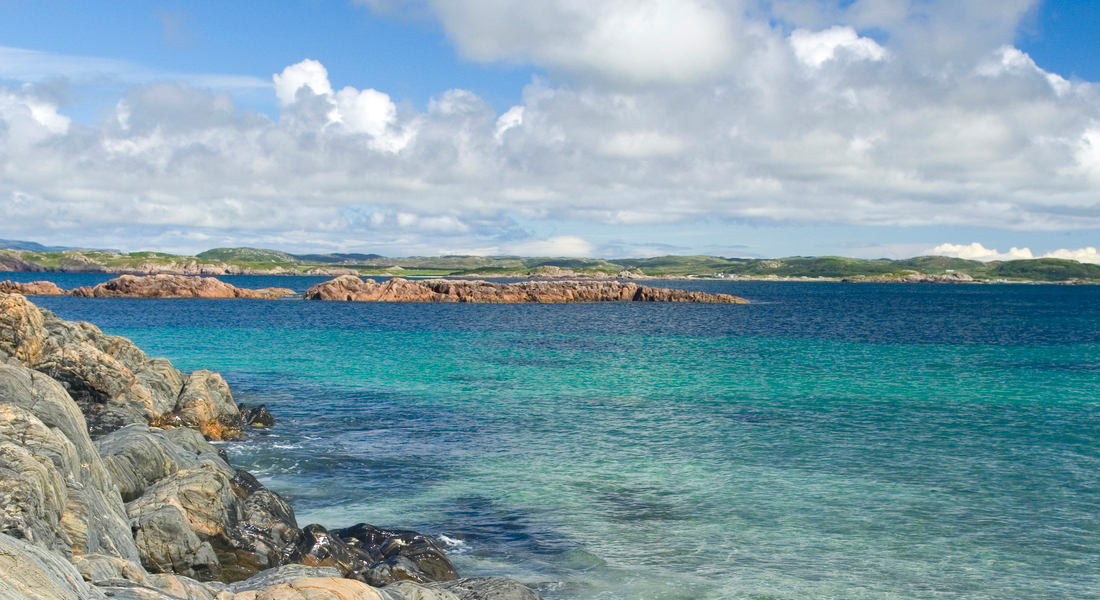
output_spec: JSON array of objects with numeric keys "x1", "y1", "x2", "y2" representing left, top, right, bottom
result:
[
  {"x1": 272, "y1": 444, "x2": 302, "y2": 449},
  {"x1": 438, "y1": 534, "x2": 470, "y2": 553}
]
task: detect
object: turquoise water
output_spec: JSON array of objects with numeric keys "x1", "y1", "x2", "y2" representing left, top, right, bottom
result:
[{"x1": 27, "y1": 281, "x2": 1100, "y2": 599}]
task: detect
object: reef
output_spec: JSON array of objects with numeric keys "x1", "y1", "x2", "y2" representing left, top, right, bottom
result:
[{"x1": 305, "y1": 276, "x2": 749, "y2": 304}]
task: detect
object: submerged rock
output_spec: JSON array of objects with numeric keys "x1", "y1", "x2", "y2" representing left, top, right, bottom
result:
[
  {"x1": 436, "y1": 578, "x2": 542, "y2": 600},
  {"x1": 70, "y1": 274, "x2": 295, "y2": 299},
  {"x1": 239, "y1": 403, "x2": 276, "y2": 428},
  {"x1": 305, "y1": 276, "x2": 747, "y2": 304}
]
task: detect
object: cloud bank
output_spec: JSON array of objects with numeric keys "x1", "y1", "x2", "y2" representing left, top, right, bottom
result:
[
  {"x1": 930, "y1": 243, "x2": 1100, "y2": 264},
  {"x1": 0, "y1": 0, "x2": 1098, "y2": 255}
]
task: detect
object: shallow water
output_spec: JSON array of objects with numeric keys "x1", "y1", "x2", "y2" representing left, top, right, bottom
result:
[{"x1": 26, "y1": 280, "x2": 1100, "y2": 599}]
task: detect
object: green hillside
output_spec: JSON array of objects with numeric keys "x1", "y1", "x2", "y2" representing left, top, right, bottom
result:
[{"x1": 0, "y1": 242, "x2": 1097, "y2": 282}]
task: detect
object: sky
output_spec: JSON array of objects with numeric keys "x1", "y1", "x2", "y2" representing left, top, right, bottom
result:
[{"x1": 0, "y1": 0, "x2": 1098, "y2": 261}]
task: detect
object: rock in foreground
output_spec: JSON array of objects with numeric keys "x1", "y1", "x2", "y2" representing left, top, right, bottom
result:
[
  {"x1": 70, "y1": 275, "x2": 295, "y2": 299},
  {"x1": 306, "y1": 276, "x2": 748, "y2": 304},
  {"x1": 0, "y1": 292, "x2": 544, "y2": 600}
]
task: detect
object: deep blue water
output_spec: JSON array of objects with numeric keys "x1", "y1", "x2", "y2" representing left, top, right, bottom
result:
[{"x1": 18, "y1": 277, "x2": 1100, "y2": 599}]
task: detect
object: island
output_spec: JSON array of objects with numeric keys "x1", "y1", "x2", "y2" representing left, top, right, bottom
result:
[{"x1": 304, "y1": 276, "x2": 749, "y2": 303}]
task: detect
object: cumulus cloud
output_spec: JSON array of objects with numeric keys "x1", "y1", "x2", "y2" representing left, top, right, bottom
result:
[
  {"x1": 0, "y1": 87, "x2": 71, "y2": 147},
  {"x1": 272, "y1": 60, "x2": 411, "y2": 151},
  {"x1": 930, "y1": 243, "x2": 1100, "y2": 264},
  {"x1": 789, "y1": 26, "x2": 886, "y2": 68},
  {"x1": 359, "y1": 0, "x2": 740, "y2": 85},
  {"x1": 1, "y1": 0, "x2": 1100, "y2": 256},
  {"x1": 506, "y1": 236, "x2": 598, "y2": 256},
  {"x1": 929, "y1": 243, "x2": 1035, "y2": 261}
]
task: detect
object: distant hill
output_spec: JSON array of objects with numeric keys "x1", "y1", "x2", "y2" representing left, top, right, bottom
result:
[
  {"x1": 196, "y1": 247, "x2": 297, "y2": 263},
  {"x1": 0, "y1": 239, "x2": 94, "y2": 252},
  {"x1": 0, "y1": 244, "x2": 1097, "y2": 281}
]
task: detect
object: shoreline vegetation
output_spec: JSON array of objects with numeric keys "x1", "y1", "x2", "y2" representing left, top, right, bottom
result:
[
  {"x1": 0, "y1": 291, "x2": 543, "y2": 600},
  {"x1": 1, "y1": 243, "x2": 1098, "y2": 284}
]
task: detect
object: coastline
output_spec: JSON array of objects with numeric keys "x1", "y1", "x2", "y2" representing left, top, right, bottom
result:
[
  {"x1": 0, "y1": 291, "x2": 543, "y2": 600},
  {"x1": 3, "y1": 248, "x2": 1098, "y2": 284}
]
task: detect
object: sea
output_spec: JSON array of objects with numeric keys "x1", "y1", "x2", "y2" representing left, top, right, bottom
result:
[{"x1": 10, "y1": 273, "x2": 1099, "y2": 600}]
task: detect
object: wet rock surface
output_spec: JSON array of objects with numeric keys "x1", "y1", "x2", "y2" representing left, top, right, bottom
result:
[
  {"x1": 70, "y1": 274, "x2": 295, "y2": 299},
  {"x1": 305, "y1": 276, "x2": 748, "y2": 304}
]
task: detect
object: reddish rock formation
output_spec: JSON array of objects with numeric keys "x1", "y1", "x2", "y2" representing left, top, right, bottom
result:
[
  {"x1": 70, "y1": 274, "x2": 296, "y2": 299},
  {"x1": 0, "y1": 280, "x2": 64, "y2": 295},
  {"x1": 305, "y1": 276, "x2": 748, "y2": 304}
]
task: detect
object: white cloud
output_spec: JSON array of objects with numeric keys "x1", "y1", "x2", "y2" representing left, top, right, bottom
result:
[
  {"x1": 272, "y1": 59, "x2": 334, "y2": 105},
  {"x1": 371, "y1": 0, "x2": 740, "y2": 84},
  {"x1": 2, "y1": 2, "x2": 1100, "y2": 257},
  {"x1": 977, "y1": 46, "x2": 1071, "y2": 96},
  {"x1": 272, "y1": 59, "x2": 409, "y2": 152},
  {"x1": 507, "y1": 236, "x2": 597, "y2": 256},
  {"x1": 598, "y1": 131, "x2": 685, "y2": 158},
  {"x1": 929, "y1": 243, "x2": 1034, "y2": 261},
  {"x1": 1042, "y1": 247, "x2": 1100, "y2": 265},
  {"x1": 930, "y1": 243, "x2": 1100, "y2": 264},
  {"x1": 0, "y1": 87, "x2": 71, "y2": 147},
  {"x1": 1076, "y1": 128, "x2": 1100, "y2": 183},
  {"x1": 495, "y1": 105, "x2": 523, "y2": 141},
  {"x1": 790, "y1": 26, "x2": 887, "y2": 68}
]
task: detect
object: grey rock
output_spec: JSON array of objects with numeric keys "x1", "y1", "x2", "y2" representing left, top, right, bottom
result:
[
  {"x1": 0, "y1": 532, "x2": 107, "y2": 600},
  {"x1": 436, "y1": 578, "x2": 542, "y2": 600},
  {"x1": 131, "y1": 501, "x2": 221, "y2": 581},
  {"x1": 127, "y1": 462, "x2": 299, "y2": 583},
  {"x1": 386, "y1": 582, "x2": 461, "y2": 600},
  {"x1": 96, "y1": 424, "x2": 232, "y2": 502},
  {"x1": 226, "y1": 564, "x2": 342, "y2": 594},
  {"x1": 170, "y1": 371, "x2": 242, "y2": 440},
  {"x1": 0, "y1": 364, "x2": 140, "y2": 565}
]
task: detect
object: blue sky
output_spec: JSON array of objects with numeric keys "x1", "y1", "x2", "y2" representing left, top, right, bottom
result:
[{"x1": 0, "y1": 0, "x2": 1098, "y2": 262}]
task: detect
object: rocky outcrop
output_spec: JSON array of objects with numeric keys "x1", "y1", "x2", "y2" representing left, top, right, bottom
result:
[
  {"x1": 70, "y1": 275, "x2": 295, "y2": 299},
  {"x1": 0, "y1": 251, "x2": 48, "y2": 273},
  {"x1": 0, "y1": 280, "x2": 65, "y2": 295},
  {"x1": 0, "y1": 532, "x2": 107, "y2": 600},
  {"x1": 842, "y1": 272, "x2": 976, "y2": 283},
  {"x1": 0, "y1": 364, "x2": 144, "y2": 575},
  {"x1": 305, "y1": 276, "x2": 748, "y2": 304},
  {"x1": 305, "y1": 267, "x2": 361, "y2": 276},
  {"x1": 157, "y1": 371, "x2": 244, "y2": 440},
  {"x1": 525, "y1": 266, "x2": 651, "y2": 280},
  {"x1": 285, "y1": 524, "x2": 458, "y2": 587},
  {"x1": 239, "y1": 404, "x2": 276, "y2": 428},
  {"x1": 0, "y1": 293, "x2": 543, "y2": 600},
  {"x1": 0, "y1": 292, "x2": 244, "y2": 439},
  {"x1": 126, "y1": 461, "x2": 298, "y2": 582}
]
